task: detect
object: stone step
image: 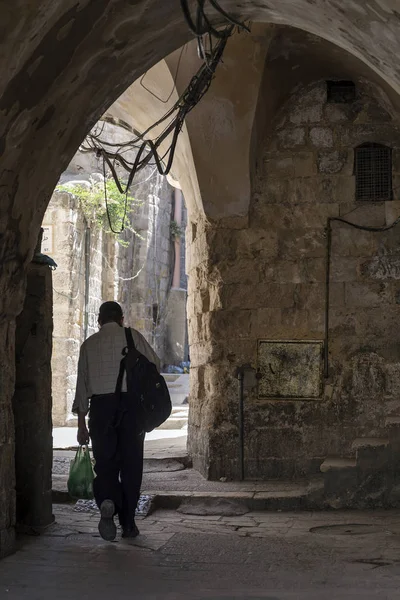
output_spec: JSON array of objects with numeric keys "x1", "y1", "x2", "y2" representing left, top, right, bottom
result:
[
  {"x1": 351, "y1": 438, "x2": 389, "y2": 450},
  {"x1": 157, "y1": 418, "x2": 187, "y2": 430},
  {"x1": 162, "y1": 374, "x2": 180, "y2": 383},
  {"x1": 320, "y1": 458, "x2": 357, "y2": 473},
  {"x1": 352, "y1": 438, "x2": 390, "y2": 470},
  {"x1": 149, "y1": 486, "x2": 323, "y2": 513},
  {"x1": 385, "y1": 417, "x2": 400, "y2": 457}
]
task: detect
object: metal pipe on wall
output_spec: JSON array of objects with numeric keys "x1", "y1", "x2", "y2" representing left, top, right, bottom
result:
[
  {"x1": 324, "y1": 219, "x2": 332, "y2": 378},
  {"x1": 172, "y1": 188, "x2": 182, "y2": 289},
  {"x1": 83, "y1": 225, "x2": 91, "y2": 340},
  {"x1": 236, "y1": 366, "x2": 245, "y2": 481}
]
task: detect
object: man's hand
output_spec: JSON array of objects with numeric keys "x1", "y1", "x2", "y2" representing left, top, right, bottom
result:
[
  {"x1": 77, "y1": 423, "x2": 90, "y2": 446},
  {"x1": 77, "y1": 411, "x2": 90, "y2": 446}
]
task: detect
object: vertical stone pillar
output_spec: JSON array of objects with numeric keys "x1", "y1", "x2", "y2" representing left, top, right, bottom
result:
[
  {"x1": 0, "y1": 318, "x2": 17, "y2": 558},
  {"x1": 187, "y1": 216, "x2": 248, "y2": 480},
  {"x1": 12, "y1": 263, "x2": 53, "y2": 528}
]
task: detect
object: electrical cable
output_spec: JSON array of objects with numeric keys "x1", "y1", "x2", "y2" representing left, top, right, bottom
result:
[
  {"x1": 80, "y1": 0, "x2": 248, "y2": 234},
  {"x1": 89, "y1": 29, "x2": 230, "y2": 200},
  {"x1": 139, "y1": 45, "x2": 186, "y2": 104},
  {"x1": 329, "y1": 215, "x2": 400, "y2": 232}
]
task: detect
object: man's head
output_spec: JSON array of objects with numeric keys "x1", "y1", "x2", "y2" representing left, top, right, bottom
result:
[{"x1": 98, "y1": 301, "x2": 124, "y2": 327}]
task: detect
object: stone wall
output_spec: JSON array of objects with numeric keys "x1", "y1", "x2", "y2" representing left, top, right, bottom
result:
[
  {"x1": 188, "y1": 79, "x2": 400, "y2": 480},
  {"x1": 13, "y1": 263, "x2": 53, "y2": 528}
]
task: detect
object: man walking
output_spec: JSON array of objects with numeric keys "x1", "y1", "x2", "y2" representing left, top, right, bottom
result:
[{"x1": 72, "y1": 301, "x2": 160, "y2": 541}]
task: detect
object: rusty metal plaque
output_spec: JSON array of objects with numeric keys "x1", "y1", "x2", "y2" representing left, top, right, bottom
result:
[{"x1": 257, "y1": 340, "x2": 323, "y2": 399}]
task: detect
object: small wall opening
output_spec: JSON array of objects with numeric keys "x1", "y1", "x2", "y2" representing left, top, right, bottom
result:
[{"x1": 327, "y1": 80, "x2": 356, "y2": 103}]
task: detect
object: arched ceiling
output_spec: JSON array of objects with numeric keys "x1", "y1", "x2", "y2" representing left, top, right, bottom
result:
[{"x1": 2, "y1": 0, "x2": 400, "y2": 263}]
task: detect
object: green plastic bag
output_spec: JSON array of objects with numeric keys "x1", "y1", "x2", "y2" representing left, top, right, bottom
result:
[{"x1": 67, "y1": 446, "x2": 95, "y2": 500}]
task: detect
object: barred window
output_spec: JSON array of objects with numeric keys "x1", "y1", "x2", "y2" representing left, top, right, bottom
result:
[{"x1": 355, "y1": 143, "x2": 392, "y2": 201}]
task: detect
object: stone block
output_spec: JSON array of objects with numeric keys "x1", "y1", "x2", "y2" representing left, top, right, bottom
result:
[
  {"x1": 338, "y1": 123, "x2": 399, "y2": 148},
  {"x1": 0, "y1": 527, "x2": 16, "y2": 560},
  {"x1": 281, "y1": 307, "x2": 324, "y2": 337},
  {"x1": 220, "y1": 282, "x2": 296, "y2": 310},
  {"x1": 262, "y1": 260, "x2": 303, "y2": 284},
  {"x1": 330, "y1": 257, "x2": 359, "y2": 282},
  {"x1": 207, "y1": 309, "x2": 253, "y2": 339},
  {"x1": 321, "y1": 459, "x2": 359, "y2": 507},
  {"x1": 345, "y1": 282, "x2": 392, "y2": 307},
  {"x1": 294, "y1": 283, "x2": 325, "y2": 311},
  {"x1": 298, "y1": 84, "x2": 326, "y2": 105},
  {"x1": 293, "y1": 204, "x2": 339, "y2": 228},
  {"x1": 245, "y1": 458, "x2": 297, "y2": 480},
  {"x1": 247, "y1": 428, "x2": 304, "y2": 459},
  {"x1": 355, "y1": 307, "x2": 400, "y2": 338},
  {"x1": 324, "y1": 104, "x2": 350, "y2": 123},
  {"x1": 352, "y1": 438, "x2": 390, "y2": 470},
  {"x1": 385, "y1": 199, "x2": 400, "y2": 229},
  {"x1": 309, "y1": 127, "x2": 333, "y2": 148},
  {"x1": 251, "y1": 308, "x2": 282, "y2": 338},
  {"x1": 331, "y1": 225, "x2": 375, "y2": 256},
  {"x1": 235, "y1": 229, "x2": 279, "y2": 262},
  {"x1": 289, "y1": 105, "x2": 322, "y2": 125},
  {"x1": 264, "y1": 156, "x2": 295, "y2": 178},
  {"x1": 340, "y1": 203, "x2": 386, "y2": 228},
  {"x1": 301, "y1": 257, "x2": 326, "y2": 283},
  {"x1": 278, "y1": 228, "x2": 326, "y2": 259},
  {"x1": 317, "y1": 151, "x2": 348, "y2": 174},
  {"x1": 392, "y1": 150, "x2": 400, "y2": 174},
  {"x1": 385, "y1": 364, "x2": 400, "y2": 396},
  {"x1": 213, "y1": 259, "x2": 262, "y2": 286},
  {"x1": 329, "y1": 282, "x2": 345, "y2": 306},
  {"x1": 277, "y1": 127, "x2": 306, "y2": 148},
  {"x1": 317, "y1": 175, "x2": 356, "y2": 204},
  {"x1": 288, "y1": 177, "x2": 318, "y2": 204},
  {"x1": 292, "y1": 152, "x2": 317, "y2": 177},
  {"x1": 256, "y1": 177, "x2": 289, "y2": 204}
]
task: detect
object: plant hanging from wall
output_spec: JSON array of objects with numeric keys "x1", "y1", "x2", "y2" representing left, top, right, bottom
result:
[
  {"x1": 57, "y1": 177, "x2": 144, "y2": 246},
  {"x1": 170, "y1": 220, "x2": 184, "y2": 240}
]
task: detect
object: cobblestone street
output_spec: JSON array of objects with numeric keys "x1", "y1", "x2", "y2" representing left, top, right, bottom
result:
[{"x1": 2, "y1": 505, "x2": 400, "y2": 599}]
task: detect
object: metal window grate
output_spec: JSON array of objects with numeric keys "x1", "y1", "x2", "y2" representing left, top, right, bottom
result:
[
  {"x1": 355, "y1": 143, "x2": 392, "y2": 201},
  {"x1": 327, "y1": 80, "x2": 356, "y2": 103}
]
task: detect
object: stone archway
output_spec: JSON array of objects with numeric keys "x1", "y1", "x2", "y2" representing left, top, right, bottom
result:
[{"x1": 3, "y1": 0, "x2": 400, "y2": 557}]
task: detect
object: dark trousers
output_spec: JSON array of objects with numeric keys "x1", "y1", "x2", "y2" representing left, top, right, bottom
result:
[{"x1": 88, "y1": 393, "x2": 145, "y2": 529}]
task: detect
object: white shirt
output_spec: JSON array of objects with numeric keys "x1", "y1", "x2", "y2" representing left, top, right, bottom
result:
[{"x1": 72, "y1": 322, "x2": 161, "y2": 414}]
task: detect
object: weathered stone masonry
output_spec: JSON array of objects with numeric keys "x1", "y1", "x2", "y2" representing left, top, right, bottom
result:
[
  {"x1": 4, "y1": 1, "x2": 400, "y2": 558},
  {"x1": 188, "y1": 79, "x2": 400, "y2": 480}
]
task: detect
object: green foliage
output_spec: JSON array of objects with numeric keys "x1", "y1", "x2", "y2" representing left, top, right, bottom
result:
[
  {"x1": 170, "y1": 219, "x2": 184, "y2": 240},
  {"x1": 57, "y1": 177, "x2": 143, "y2": 245}
]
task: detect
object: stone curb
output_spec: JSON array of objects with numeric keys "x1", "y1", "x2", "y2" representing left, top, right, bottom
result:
[
  {"x1": 52, "y1": 489, "x2": 318, "y2": 511},
  {"x1": 150, "y1": 490, "x2": 323, "y2": 512},
  {"x1": 54, "y1": 451, "x2": 192, "y2": 470}
]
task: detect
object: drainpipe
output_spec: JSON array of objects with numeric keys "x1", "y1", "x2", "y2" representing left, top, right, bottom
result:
[
  {"x1": 324, "y1": 219, "x2": 332, "y2": 378},
  {"x1": 83, "y1": 224, "x2": 91, "y2": 340},
  {"x1": 236, "y1": 367, "x2": 245, "y2": 481},
  {"x1": 172, "y1": 188, "x2": 182, "y2": 289}
]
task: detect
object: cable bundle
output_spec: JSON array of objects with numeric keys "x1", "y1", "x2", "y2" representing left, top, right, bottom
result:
[{"x1": 80, "y1": 1, "x2": 248, "y2": 233}]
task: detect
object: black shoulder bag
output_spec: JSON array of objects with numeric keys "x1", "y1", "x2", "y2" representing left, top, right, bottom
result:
[{"x1": 115, "y1": 328, "x2": 172, "y2": 433}]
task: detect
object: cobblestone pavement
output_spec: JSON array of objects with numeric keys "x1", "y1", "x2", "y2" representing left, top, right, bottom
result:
[{"x1": 2, "y1": 505, "x2": 400, "y2": 599}]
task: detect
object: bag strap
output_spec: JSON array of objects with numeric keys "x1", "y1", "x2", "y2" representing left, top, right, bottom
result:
[
  {"x1": 115, "y1": 357, "x2": 125, "y2": 395},
  {"x1": 115, "y1": 328, "x2": 139, "y2": 395},
  {"x1": 125, "y1": 327, "x2": 135, "y2": 350}
]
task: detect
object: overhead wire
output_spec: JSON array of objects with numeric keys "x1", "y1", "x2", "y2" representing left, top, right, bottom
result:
[
  {"x1": 139, "y1": 44, "x2": 186, "y2": 104},
  {"x1": 80, "y1": 0, "x2": 248, "y2": 233}
]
